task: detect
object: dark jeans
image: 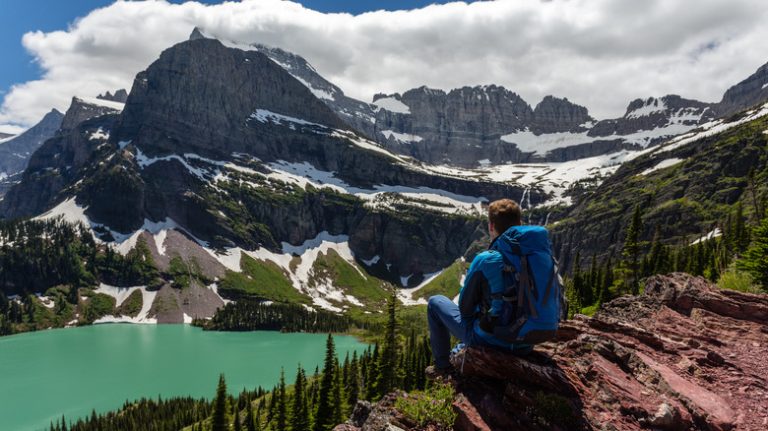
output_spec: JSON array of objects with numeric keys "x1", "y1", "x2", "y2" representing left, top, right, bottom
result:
[
  {"x1": 427, "y1": 295, "x2": 534, "y2": 368},
  {"x1": 427, "y1": 295, "x2": 474, "y2": 368}
]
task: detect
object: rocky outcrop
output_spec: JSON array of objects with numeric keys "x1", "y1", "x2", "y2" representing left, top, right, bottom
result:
[
  {"x1": 348, "y1": 274, "x2": 768, "y2": 430},
  {"x1": 715, "y1": 61, "x2": 768, "y2": 118},
  {"x1": 447, "y1": 273, "x2": 768, "y2": 430},
  {"x1": 251, "y1": 42, "x2": 379, "y2": 139},
  {"x1": 97, "y1": 89, "x2": 129, "y2": 103},
  {"x1": 60, "y1": 96, "x2": 123, "y2": 132},
  {"x1": 0, "y1": 113, "x2": 118, "y2": 219},
  {"x1": 0, "y1": 109, "x2": 64, "y2": 195},
  {"x1": 372, "y1": 85, "x2": 538, "y2": 166},
  {"x1": 533, "y1": 96, "x2": 592, "y2": 134}
]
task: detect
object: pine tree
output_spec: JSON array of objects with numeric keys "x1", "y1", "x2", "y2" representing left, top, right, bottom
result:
[
  {"x1": 735, "y1": 202, "x2": 750, "y2": 251},
  {"x1": 245, "y1": 400, "x2": 257, "y2": 431},
  {"x1": 374, "y1": 292, "x2": 399, "y2": 398},
  {"x1": 623, "y1": 205, "x2": 643, "y2": 294},
  {"x1": 646, "y1": 226, "x2": 662, "y2": 276},
  {"x1": 234, "y1": 405, "x2": 242, "y2": 431},
  {"x1": 739, "y1": 216, "x2": 768, "y2": 289},
  {"x1": 571, "y1": 252, "x2": 586, "y2": 309},
  {"x1": 291, "y1": 366, "x2": 310, "y2": 431},
  {"x1": 314, "y1": 334, "x2": 336, "y2": 431},
  {"x1": 347, "y1": 351, "x2": 360, "y2": 408},
  {"x1": 747, "y1": 168, "x2": 763, "y2": 220},
  {"x1": 331, "y1": 358, "x2": 344, "y2": 425},
  {"x1": 597, "y1": 257, "x2": 613, "y2": 305},
  {"x1": 211, "y1": 374, "x2": 229, "y2": 431},
  {"x1": 275, "y1": 368, "x2": 287, "y2": 431}
]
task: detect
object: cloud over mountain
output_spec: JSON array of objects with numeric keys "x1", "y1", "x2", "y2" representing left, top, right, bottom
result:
[{"x1": 2, "y1": 0, "x2": 768, "y2": 127}]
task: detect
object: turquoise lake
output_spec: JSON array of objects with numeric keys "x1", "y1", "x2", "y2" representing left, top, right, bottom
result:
[{"x1": 0, "y1": 324, "x2": 366, "y2": 431}]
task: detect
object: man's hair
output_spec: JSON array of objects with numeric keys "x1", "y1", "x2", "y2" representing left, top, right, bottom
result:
[{"x1": 488, "y1": 199, "x2": 522, "y2": 234}]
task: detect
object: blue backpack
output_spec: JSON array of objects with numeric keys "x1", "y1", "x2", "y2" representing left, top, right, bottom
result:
[{"x1": 488, "y1": 225, "x2": 567, "y2": 344}]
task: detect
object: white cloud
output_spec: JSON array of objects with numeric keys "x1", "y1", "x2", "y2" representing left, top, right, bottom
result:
[
  {"x1": 0, "y1": 124, "x2": 26, "y2": 135},
  {"x1": 2, "y1": 0, "x2": 768, "y2": 127}
]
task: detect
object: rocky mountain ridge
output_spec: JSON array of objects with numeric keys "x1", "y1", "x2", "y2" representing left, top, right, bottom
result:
[
  {"x1": 0, "y1": 108, "x2": 64, "y2": 195},
  {"x1": 249, "y1": 34, "x2": 768, "y2": 167}
]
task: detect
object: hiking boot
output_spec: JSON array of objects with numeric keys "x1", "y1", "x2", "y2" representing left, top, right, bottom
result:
[{"x1": 425, "y1": 365, "x2": 456, "y2": 381}]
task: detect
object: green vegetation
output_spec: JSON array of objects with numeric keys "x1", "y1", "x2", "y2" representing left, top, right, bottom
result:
[
  {"x1": 168, "y1": 256, "x2": 208, "y2": 289},
  {"x1": 411, "y1": 259, "x2": 467, "y2": 301},
  {"x1": 219, "y1": 254, "x2": 308, "y2": 303},
  {"x1": 567, "y1": 200, "x2": 768, "y2": 315},
  {"x1": 738, "y1": 215, "x2": 768, "y2": 288},
  {"x1": 532, "y1": 391, "x2": 579, "y2": 429},
  {"x1": 0, "y1": 218, "x2": 165, "y2": 335},
  {"x1": 717, "y1": 267, "x2": 760, "y2": 293},
  {"x1": 117, "y1": 290, "x2": 143, "y2": 317},
  {"x1": 195, "y1": 300, "x2": 351, "y2": 333},
  {"x1": 311, "y1": 250, "x2": 389, "y2": 306},
  {"x1": 394, "y1": 383, "x2": 457, "y2": 430},
  {"x1": 82, "y1": 293, "x2": 116, "y2": 323}
]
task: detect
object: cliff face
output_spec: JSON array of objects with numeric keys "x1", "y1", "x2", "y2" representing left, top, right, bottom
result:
[
  {"x1": 716, "y1": 61, "x2": 768, "y2": 117},
  {"x1": 0, "y1": 109, "x2": 64, "y2": 196},
  {"x1": 344, "y1": 274, "x2": 768, "y2": 431}
]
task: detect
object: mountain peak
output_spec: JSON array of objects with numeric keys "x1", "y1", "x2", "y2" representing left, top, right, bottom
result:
[
  {"x1": 97, "y1": 89, "x2": 128, "y2": 103},
  {"x1": 189, "y1": 27, "x2": 208, "y2": 41}
]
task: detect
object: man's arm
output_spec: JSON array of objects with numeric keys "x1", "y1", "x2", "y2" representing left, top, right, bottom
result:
[{"x1": 459, "y1": 259, "x2": 489, "y2": 319}]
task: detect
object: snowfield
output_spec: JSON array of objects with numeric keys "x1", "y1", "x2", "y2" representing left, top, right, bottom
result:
[{"x1": 372, "y1": 97, "x2": 411, "y2": 114}]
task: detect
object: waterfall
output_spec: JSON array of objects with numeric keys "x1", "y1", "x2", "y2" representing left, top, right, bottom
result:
[{"x1": 520, "y1": 187, "x2": 530, "y2": 209}]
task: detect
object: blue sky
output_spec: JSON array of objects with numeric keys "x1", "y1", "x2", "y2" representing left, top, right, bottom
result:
[{"x1": 0, "y1": 0, "x2": 455, "y2": 100}]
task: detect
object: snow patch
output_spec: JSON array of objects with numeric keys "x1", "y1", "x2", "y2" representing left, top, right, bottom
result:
[
  {"x1": 361, "y1": 255, "x2": 381, "y2": 266},
  {"x1": 293, "y1": 76, "x2": 335, "y2": 101},
  {"x1": 626, "y1": 98, "x2": 666, "y2": 118},
  {"x1": 640, "y1": 158, "x2": 684, "y2": 175},
  {"x1": 249, "y1": 109, "x2": 326, "y2": 129},
  {"x1": 691, "y1": 228, "x2": 722, "y2": 245},
  {"x1": 396, "y1": 270, "x2": 444, "y2": 306},
  {"x1": 88, "y1": 128, "x2": 110, "y2": 141},
  {"x1": 380, "y1": 130, "x2": 423, "y2": 143},
  {"x1": 373, "y1": 97, "x2": 411, "y2": 114},
  {"x1": 92, "y1": 284, "x2": 157, "y2": 324},
  {"x1": 653, "y1": 102, "x2": 768, "y2": 155},
  {"x1": 204, "y1": 232, "x2": 379, "y2": 312},
  {"x1": 76, "y1": 96, "x2": 124, "y2": 112}
]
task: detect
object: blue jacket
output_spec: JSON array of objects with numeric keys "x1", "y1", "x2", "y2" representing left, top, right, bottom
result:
[{"x1": 458, "y1": 225, "x2": 559, "y2": 347}]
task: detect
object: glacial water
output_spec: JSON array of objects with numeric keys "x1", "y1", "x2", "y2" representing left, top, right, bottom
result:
[{"x1": 0, "y1": 324, "x2": 366, "y2": 430}]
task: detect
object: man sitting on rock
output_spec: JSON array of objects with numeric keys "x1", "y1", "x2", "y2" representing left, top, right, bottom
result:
[{"x1": 426, "y1": 198, "x2": 564, "y2": 378}]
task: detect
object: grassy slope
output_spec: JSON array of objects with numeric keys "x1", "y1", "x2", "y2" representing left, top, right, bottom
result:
[
  {"x1": 218, "y1": 254, "x2": 310, "y2": 303},
  {"x1": 411, "y1": 259, "x2": 468, "y2": 301},
  {"x1": 311, "y1": 249, "x2": 390, "y2": 308}
]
